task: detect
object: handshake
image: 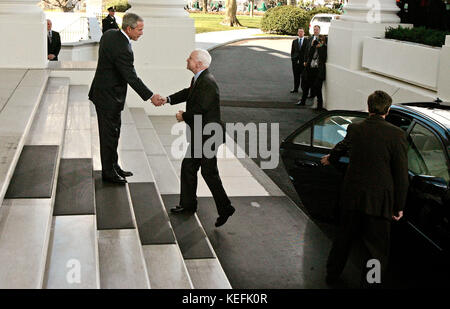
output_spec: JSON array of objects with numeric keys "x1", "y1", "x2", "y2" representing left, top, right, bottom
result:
[
  {"x1": 149, "y1": 94, "x2": 184, "y2": 122},
  {"x1": 150, "y1": 94, "x2": 167, "y2": 107}
]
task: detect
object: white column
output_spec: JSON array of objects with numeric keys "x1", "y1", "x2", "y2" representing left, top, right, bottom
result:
[
  {"x1": 340, "y1": 0, "x2": 400, "y2": 23},
  {"x1": 324, "y1": 0, "x2": 404, "y2": 110},
  {"x1": 437, "y1": 36, "x2": 450, "y2": 102},
  {"x1": 328, "y1": 0, "x2": 401, "y2": 71},
  {"x1": 0, "y1": 0, "x2": 47, "y2": 68},
  {"x1": 126, "y1": 0, "x2": 195, "y2": 115}
]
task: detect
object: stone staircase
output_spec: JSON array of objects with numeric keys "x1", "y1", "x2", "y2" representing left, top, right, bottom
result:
[{"x1": 0, "y1": 72, "x2": 234, "y2": 288}]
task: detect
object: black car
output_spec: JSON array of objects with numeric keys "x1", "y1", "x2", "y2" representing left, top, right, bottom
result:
[{"x1": 280, "y1": 102, "x2": 450, "y2": 279}]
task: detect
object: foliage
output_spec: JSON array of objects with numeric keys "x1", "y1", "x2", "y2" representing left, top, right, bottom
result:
[
  {"x1": 103, "y1": 0, "x2": 131, "y2": 12},
  {"x1": 261, "y1": 5, "x2": 340, "y2": 35},
  {"x1": 385, "y1": 26, "x2": 449, "y2": 47}
]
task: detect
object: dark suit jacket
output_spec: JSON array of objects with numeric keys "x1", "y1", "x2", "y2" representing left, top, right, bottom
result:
[
  {"x1": 88, "y1": 30, "x2": 153, "y2": 113},
  {"x1": 303, "y1": 36, "x2": 319, "y2": 62},
  {"x1": 304, "y1": 44, "x2": 327, "y2": 80},
  {"x1": 329, "y1": 115, "x2": 409, "y2": 220},
  {"x1": 168, "y1": 69, "x2": 224, "y2": 148},
  {"x1": 291, "y1": 37, "x2": 307, "y2": 64},
  {"x1": 102, "y1": 15, "x2": 119, "y2": 34},
  {"x1": 47, "y1": 30, "x2": 61, "y2": 61}
]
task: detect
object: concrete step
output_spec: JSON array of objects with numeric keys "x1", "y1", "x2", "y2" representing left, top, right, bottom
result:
[
  {"x1": 128, "y1": 107, "x2": 193, "y2": 289},
  {"x1": 90, "y1": 105, "x2": 151, "y2": 289},
  {"x1": 0, "y1": 77, "x2": 68, "y2": 288},
  {"x1": 136, "y1": 109, "x2": 231, "y2": 289},
  {"x1": 0, "y1": 69, "x2": 49, "y2": 205},
  {"x1": 62, "y1": 86, "x2": 92, "y2": 159},
  {"x1": 43, "y1": 84, "x2": 100, "y2": 289}
]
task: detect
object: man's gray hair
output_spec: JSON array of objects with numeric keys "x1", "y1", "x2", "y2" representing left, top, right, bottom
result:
[
  {"x1": 122, "y1": 13, "x2": 143, "y2": 30},
  {"x1": 193, "y1": 49, "x2": 212, "y2": 68}
]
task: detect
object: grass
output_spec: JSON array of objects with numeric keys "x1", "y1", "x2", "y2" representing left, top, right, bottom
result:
[{"x1": 190, "y1": 13, "x2": 262, "y2": 33}]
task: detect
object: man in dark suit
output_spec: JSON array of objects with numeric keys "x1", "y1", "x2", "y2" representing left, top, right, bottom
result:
[
  {"x1": 102, "y1": 7, "x2": 120, "y2": 34},
  {"x1": 321, "y1": 91, "x2": 409, "y2": 287},
  {"x1": 297, "y1": 35, "x2": 327, "y2": 109},
  {"x1": 158, "y1": 49, "x2": 235, "y2": 227},
  {"x1": 89, "y1": 13, "x2": 163, "y2": 184},
  {"x1": 290, "y1": 28, "x2": 307, "y2": 93},
  {"x1": 47, "y1": 19, "x2": 61, "y2": 61}
]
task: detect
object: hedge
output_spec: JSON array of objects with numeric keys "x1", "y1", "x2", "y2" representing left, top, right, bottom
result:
[
  {"x1": 261, "y1": 5, "x2": 340, "y2": 35},
  {"x1": 385, "y1": 26, "x2": 449, "y2": 47}
]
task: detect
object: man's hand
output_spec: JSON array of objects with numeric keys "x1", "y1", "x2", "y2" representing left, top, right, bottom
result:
[
  {"x1": 303, "y1": 62, "x2": 307, "y2": 67},
  {"x1": 151, "y1": 94, "x2": 166, "y2": 106},
  {"x1": 176, "y1": 110, "x2": 184, "y2": 122},
  {"x1": 48, "y1": 54, "x2": 56, "y2": 60},
  {"x1": 392, "y1": 211, "x2": 403, "y2": 221},
  {"x1": 321, "y1": 154, "x2": 330, "y2": 166}
]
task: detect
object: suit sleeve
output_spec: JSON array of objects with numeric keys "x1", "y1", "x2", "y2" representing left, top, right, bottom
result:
[
  {"x1": 168, "y1": 87, "x2": 190, "y2": 105},
  {"x1": 54, "y1": 32, "x2": 61, "y2": 57},
  {"x1": 391, "y1": 131, "x2": 409, "y2": 213},
  {"x1": 291, "y1": 40, "x2": 295, "y2": 60},
  {"x1": 181, "y1": 82, "x2": 217, "y2": 124},
  {"x1": 115, "y1": 48, "x2": 153, "y2": 101},
  {"x1": 329, "y1": 123, "x2": 353, "y2": 165}
]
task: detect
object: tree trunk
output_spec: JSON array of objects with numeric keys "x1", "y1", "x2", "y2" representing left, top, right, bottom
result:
[
  {"x1": 250, "y1": 0, "x2": 254, "y2": 17},
  {"x1": 221, "y1": 0, "x2": 242, "y2": 26},
  {"x1": 287, "y1": 0, "x2": 293, "y2": 5},
  {"x1": 202, "y1": 0, "x2": 208, "y2": 12}
]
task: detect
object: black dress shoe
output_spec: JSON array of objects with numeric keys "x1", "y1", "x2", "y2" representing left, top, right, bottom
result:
[
  {"x1": 290, "y1": 89, "x2": 298, "y2": 93},
  {"x1": 215, "y1": 206, "x2": 235, "y2": 227},
  {"x1": 295, "y1": 101, "x2": 306, "y2": 106},
  {"x1": 170, "y1": 205, "x2": 197, "y2": 214},
  {"x1": 114, "y1": 165, "x2": 133, "y2": 178},
  {"x1": 102, "y1": 172, "x2": 127, "y2": 184}
]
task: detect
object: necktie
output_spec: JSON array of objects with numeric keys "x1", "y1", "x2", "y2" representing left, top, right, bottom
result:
[
  {"x1": 48, "y1": 31, "x2": 52, "y2": 44},
  {"x1": 299, "y1": 38, "x2": 303, "y2": 48}
]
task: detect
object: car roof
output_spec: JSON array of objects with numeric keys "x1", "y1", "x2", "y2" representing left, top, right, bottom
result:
[
  {"x1": 392, "y1": 102, "x2": 450, "y2": 131},
  {"x1": 311, "y1": 14, "x2": 337, "y2": 18}
]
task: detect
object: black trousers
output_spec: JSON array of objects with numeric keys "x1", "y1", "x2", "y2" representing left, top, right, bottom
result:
[
  {"x1": 300, "y1": 68, "x2": 323, "y2": 108},
  {"x1": 291, "y1": 60, "x2": 303, "y2": 91},
  {"x1": 95, "y1": 105, "x2": 121, "y2": 175},
  {"x1": 180, "y1": 151, "x2": 231, "y2": 216},
  {"x1": 326, "y1": 210, "x2": 391, "y2": 286}
]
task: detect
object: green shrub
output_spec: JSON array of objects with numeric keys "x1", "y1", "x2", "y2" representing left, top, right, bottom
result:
[
  {"x1": 261, "y1": 5, "x2": 341, "y2": 35},
  {"x1": 385, "y1": 26, "x2": 449, "y2": 47},
  {"x1": 261, "y1": 5, "x2": 309, "y2": 35},
  {"x1": 103, "y1": 0, "x2": 130, "y2": 12}
]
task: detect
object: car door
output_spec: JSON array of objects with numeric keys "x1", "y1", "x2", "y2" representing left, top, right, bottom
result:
[
  {"x1": 280, "y1": 111, "x2": 367, "y2": 222},
  {"x1": 403, "y1": 120, "x2": 450, "y2": 254}
]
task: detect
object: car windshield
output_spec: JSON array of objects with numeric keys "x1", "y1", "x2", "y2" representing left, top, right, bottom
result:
[{"x1": 315, "y1": 17, "x2": 332, "y2": 22}]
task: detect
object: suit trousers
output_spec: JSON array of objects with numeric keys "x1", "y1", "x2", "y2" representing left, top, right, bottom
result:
[
  {"x1": 95, "y1": 105, "x2": 121, "y2": 176},
  {"x1": 291, "y1": 60, "x2": 303, "y2": 91},
  {"x1": 180, "y1": 152, "x2": 231, "y2": 216},
  {"x1": 326, "y1": 210, "x2": 391, "y2": 287}
]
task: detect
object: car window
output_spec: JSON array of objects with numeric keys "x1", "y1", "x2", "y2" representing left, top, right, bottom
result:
[
  {"x1": 385, "y1": 113, "x2": 412, "y2": 131},
  {"x1": 407, "y1": 123, "x2": 450, "y2": 182},
  {"x1": 316, "y1": 17, "x2": 332, "y2": 22},
  {"x1": 292, "y1": 126, "x2": 311, "y2": 146},
  {"x1": 312, "y1": 115, "x2": 365, "y2": 149}
]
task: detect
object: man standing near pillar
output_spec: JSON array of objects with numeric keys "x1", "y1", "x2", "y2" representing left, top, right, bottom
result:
[
  {"x1": 47, "y1": 19, "x2": 61, "y2": 61},
  {"x1": 290, "y1": 28, "x2": 307, "y2": 93},
  {"x1": 89, "y1": 13, "x2": 163, "y2": 183},
  {"x1": 102, "y1": 7, "x2": 119, "y2": 33}
]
